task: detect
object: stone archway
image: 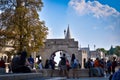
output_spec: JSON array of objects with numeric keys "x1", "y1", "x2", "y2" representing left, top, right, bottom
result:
[
  {"x1": 38, "y1": 39, "x2": 81, "y2": 66},
  {"x1": 51, "y1": 50, "x2": 71, "y2": 66}
]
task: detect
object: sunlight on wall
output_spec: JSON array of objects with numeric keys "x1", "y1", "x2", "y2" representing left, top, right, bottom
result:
[
  {"x1": 54, "y1": 52, "x2": 61, "y2": 66},
  {"x1": 54, "y1": 51, "x2": 71, "y2": 66}
]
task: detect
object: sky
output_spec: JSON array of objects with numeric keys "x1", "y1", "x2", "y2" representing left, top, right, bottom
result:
[{"x1": 39, "y1": 0, "x2": 120, "y2": 50}]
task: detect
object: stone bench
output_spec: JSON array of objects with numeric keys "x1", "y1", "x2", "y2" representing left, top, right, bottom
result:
[{"x1": 0, "y1": 73, "x2": 42, "y2": 80}]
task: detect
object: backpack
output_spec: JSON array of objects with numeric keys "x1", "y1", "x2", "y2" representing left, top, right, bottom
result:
[
  {"x1": 72, "y1": 63, "x2": 78, "y2": 68},
  {"x1": 60, "y1": 57, "x2": 66, "y2": 65},
  {"x1": 87, "y1": 61, "x2": 92, "y2": 68},
  {"x1": 72, "y1": 59, "x2": 78, "y2": 68}
]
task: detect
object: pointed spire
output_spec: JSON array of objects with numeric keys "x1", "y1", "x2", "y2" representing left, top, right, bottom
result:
[{"x1": 65, "y1": 24, "x2": 71, "y2": 39}]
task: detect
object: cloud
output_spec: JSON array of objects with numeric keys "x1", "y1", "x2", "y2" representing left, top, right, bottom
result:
[{"x1": 69, "y1": 0, "x2": 120, "y2": 18}]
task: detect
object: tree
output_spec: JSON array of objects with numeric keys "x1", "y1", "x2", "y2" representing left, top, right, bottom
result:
[
  {"x1": 108, "y1": 46, "x2": 114, "y2": 55},
  {"x1": 0, "y1": 0, "x2": 48, "y2": 54},
  {"x1": 114, "y1": 46, "x2": 120, "y2": 56},
  {"x1": 96, "y1": 48, "x2": 107, "y2": 55}
]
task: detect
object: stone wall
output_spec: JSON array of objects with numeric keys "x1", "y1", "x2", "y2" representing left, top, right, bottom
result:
[
  {"x1": 0, "y1": 73, "x2": 42, "y2": 80},
  {"x1": 37, "y1": 69, "x2": 89, "y2": 77},
  {"x1": 38, "y1": 39, "x2": 81, "y2": 66}
]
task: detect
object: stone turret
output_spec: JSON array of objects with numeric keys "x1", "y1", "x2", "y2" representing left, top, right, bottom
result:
[{"x1": 65, "y1": 25, "x2": 71, "y2": 39}]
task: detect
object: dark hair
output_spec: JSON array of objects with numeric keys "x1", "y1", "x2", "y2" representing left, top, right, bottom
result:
[
  {"x1": 63, "y1": 53, "x2": 66, "y2": 57},
  {"x1": 21, "y1": 51, "x2": 27, "y2": 58},
  {"x1": 71, "y1": 53, "x2": 75, "y2": 62},
  {"x1": 20, "y1": 51, "x2": 27, "y2": 65},
  {"x1": 113, "y1": 57, "x2": 116, "y2": 60}
]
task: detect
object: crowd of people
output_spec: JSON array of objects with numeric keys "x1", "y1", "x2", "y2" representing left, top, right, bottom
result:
[
  {"x1": 44, "y1": 53, "x2": 81, "y2": 78},
  {"x1": 0, "y1": 50, "x2": 120, "y2": 79},
  {"x1": 8, "y1": 52, "x2": 81, "y2": 78},
  {"x1": 84, "y1": 57, "x2": 120, "y2": 80},
  {"x1": 11, "y1": 51, "x2": 32, "y2": 73}
]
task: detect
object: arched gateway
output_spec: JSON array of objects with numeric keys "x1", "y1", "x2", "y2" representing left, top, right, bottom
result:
[{"x1": 38, "y1": 26, "x2": 83, "y2": 67}]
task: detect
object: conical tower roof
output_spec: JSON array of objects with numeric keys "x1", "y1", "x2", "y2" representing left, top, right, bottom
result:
[{"x1": 65, "y1": 25, "x2": 71, "y2": 39}]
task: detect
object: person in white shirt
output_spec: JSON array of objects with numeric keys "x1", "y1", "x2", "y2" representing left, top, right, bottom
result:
[{"x1": 38, "y1": 60, "x2": 43, "y2": 69}]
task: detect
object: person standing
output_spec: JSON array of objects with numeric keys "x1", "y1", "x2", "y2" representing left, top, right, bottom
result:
[
  {"x1": 49, "y1": 53, "x2": 56, "y2": 70},
  {"x1": 87, "y1": 58, "x2": 93, "y2": 77},
  {"x1": 58, "y1": 53, "x2": 69, "y2": 78},
  {"x1": 71, "y1": 53, "x2": 79, "y2": 78},
  {"x1": 112, "y1": 57, "x2": 117, "y2": 74},
  {"x1": 107, "y1": 60, "x2": 112, "y2": 75},
  {"x1": 50, "y1": 53, "x2": 56, "y2": 77},
  {"x1": 66, "y1": 59, "x2": 70, "y2": 71},
  {"x1": 94, "y1": 57, "x2": 101, "y2": 77},
  {"x1": 38, "y1": 60, "x2": 43, "y2": 70},
  {"x1": 44, "y1": 59, "x2": 49, "y2": 69}
]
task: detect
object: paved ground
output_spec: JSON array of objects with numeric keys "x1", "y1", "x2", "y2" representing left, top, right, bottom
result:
[{"x1": 28, "y1": 77, "x2": 109, "y2": 80}]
